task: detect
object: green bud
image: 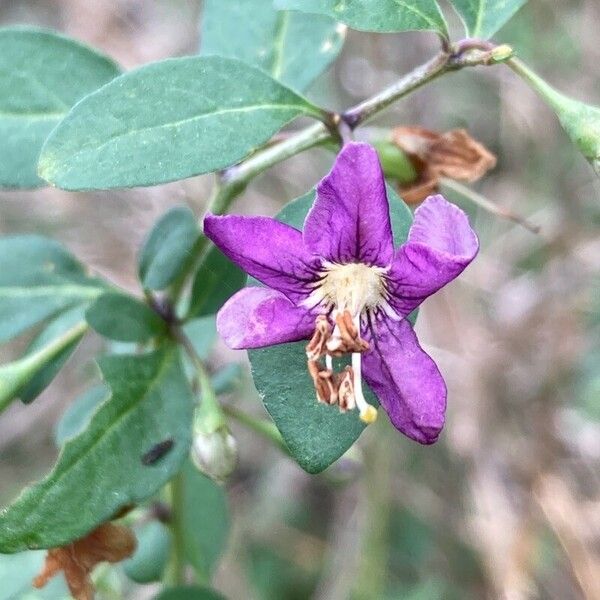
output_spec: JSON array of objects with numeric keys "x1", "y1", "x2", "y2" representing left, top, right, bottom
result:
[
  {"x1": 509, "y1": 58, "x2": 600, "y2": 176},
  {"x1": 191, "y1": 425, "x2": 237, "y2": 484},
  {"x1": 373, "y1": 140, "x2": 418, "y2": 184},
  {"x1": 123, "y1": 521, "x2": 170, "y2": 584}
]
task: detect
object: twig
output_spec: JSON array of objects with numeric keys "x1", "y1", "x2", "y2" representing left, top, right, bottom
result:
[{"x1": 441, "y1": 178, "x2": 541, "y2": 234}]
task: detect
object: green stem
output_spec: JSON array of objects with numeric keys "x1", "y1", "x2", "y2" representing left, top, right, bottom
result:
[
  {"x1": 352, "y1": 422, "x2": 392, "y2": 600},
  {"x1": 175, "y1": 327, "x2": 225, "y2": 433},
  {"x1": 506, "y1": 57, "x2": 566, "y2": 112},
  {"x1": 209, "y1": 122, "x2": 335, "y2": 216},
  {"x1": 223, "y1": 404, "x2": 289, "y2": 455},
  {"x1": 342, "y1": 52, "x2": 450, "y2": 128},
  {"x1": 164, "y1": 473, "x2": 187, "y2": 585},
  {"x1": 441, "y1": 178, "x2": 540, "y2": 234}
]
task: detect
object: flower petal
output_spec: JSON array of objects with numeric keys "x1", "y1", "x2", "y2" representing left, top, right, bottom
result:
[
  {"x1": 216, "y1": 287, "x2": 315, "y2": 349},
  {"x1": 362, "y1": 317, "x2": 446, "y2": 444},
  {"x1": 303, "y1": 142, "x2": 394, "y2": 266},
  {"x1": 204, "y1": 214, "x2": 319, "y2": 302},
  {"x1": 387, "y1": 194, "x2": 478, "y2": 317}
]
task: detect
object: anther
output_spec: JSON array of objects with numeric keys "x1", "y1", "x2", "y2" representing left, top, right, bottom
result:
[
  {"x1": 337, "y1": 366, "x2": 355, "y2": 412},
  {"x1": 307, "y1": 359, "x2": 337, "y2": 405},
  {"x1": 306, "y1": 315, "x2": 331, "y2": 361},
  {"x1": 326, "y1": 310, "x2": 370, "y2": 356}
]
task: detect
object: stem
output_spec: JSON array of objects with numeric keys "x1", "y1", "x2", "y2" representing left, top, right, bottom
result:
[
  {"x1": 343, "y1": 52, "x2": 450, "y2": 128},
  {"x1": 223, "y1": 404, "x2": 290, "y2": 455},
  {"x1": 441, "y1": 178, "x2": 541, "y2": 234},
  {"x1": 506, "y1": 57, "x2": 565, "y2": 112},
  {"x1": 210, "y1": 122, "x2": 334, "y2": 215},
  {"x1": 174, "y1": 326, "x2": 225, "y2": 433},
  {"x1": 352, "y1": 422, "x2": 392, "y2": 599},
  {"x1": 164, "y1": 473, "x2": 187, "y2": 585}
]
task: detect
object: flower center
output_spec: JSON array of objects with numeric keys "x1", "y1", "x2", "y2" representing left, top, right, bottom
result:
[{"x1": 304, "y1": 261, "x2": 390, "y2": 318}]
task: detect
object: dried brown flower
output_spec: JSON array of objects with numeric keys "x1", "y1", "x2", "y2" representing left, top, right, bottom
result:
[
  {"x1": 391, "y1": 126, "x2": 497, "y2": 204},
  {"x1": 33, "y1": 522, "x2": 136, "y2": 600}
]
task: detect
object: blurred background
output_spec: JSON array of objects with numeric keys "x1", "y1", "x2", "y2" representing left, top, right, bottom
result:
[{"x1": 1, "y1": 0, "x2": 600, "y2": 598}]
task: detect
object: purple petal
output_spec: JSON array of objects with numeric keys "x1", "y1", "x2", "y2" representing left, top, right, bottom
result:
[
  {"x1": 362, "y1": 317, "x2": 446, "y2": 444},
  {"x1": 217, "y1": 287, "x2": 315, "y2": 349},
  {"x1": 204, "y1": 214, "x2": 319, "y2": 303},
  {"x1": 303, "y1": 142, "x2": 394, "y2": 267},
  {"x1": 387, "y1": 195, "x2": 478, "y2": 317}
]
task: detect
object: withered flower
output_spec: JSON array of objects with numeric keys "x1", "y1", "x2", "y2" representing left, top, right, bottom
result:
[
  {"x1": 391, "y1": 126, "x2": 497, "y2": 204},
  {"x1": 33, "y1": 522, "x2": 136, "y2": 600}
]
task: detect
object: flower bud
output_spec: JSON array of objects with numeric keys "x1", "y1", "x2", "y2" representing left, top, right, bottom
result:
[
  {"x1": 373, "y1": 140, "x2": 418, "y2": 184},
  {"x1": 191, "y1": 425, "x2": 237, "y2": 484}
]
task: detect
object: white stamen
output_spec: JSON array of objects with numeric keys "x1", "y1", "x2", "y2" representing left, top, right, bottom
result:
[{"x1": 325, "y1": 354, "x2": 333, "y2": 371}]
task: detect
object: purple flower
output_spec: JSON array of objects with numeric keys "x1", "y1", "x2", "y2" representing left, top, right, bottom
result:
[{"x1": 204, "y1": 142, "x2": 478, "y2": 444}]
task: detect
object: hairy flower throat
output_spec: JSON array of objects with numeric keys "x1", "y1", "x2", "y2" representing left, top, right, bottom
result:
[{"x1": 306, "y1": 261, "x2": 389, "y2": 317}]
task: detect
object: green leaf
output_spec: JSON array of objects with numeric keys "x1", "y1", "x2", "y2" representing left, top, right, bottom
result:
[
  {"x1": 248, "y1": 188, "x2": 413, "y2": 474},
  {"x1": 38, "y1": 56, "x2": 324, "y2": 190},
  {"x1": 180, "y1": 461, "x2": 229, "y2": 578},
  {"x1": 123, "y1": 521, "x2": 171, "y2": 583},
  {"x1": 0, "y1": 27, "x2": 119, "y2": 189},
  {"x1": 201, "y1": 0, "x2": 345, "y2": 92},
  {"x1": 54, "y1": 384, "x2": 109, "y2": 445},
  {"x1": 188, "y1": 245, "x2": 246, "y2": 319},
  {"x1": 0, "y1": 346, "x2": 194, "y2": 552},
  {"x1": 450, "y1": 0, "x2": 527, "y2": 39},
  {"x1": 0, "y1": 550, "x2": 70, "y2": 600},
  {"x1": 0, "y1": 235, "x2": 106, "y2": 342},
  {"x1": 18, "y1": 305, "x2": 87, "y2": 404},
  {"x1": 139, "y1": 206, "x2": 201, "y2": 291},
  {"x1": 274, "y1": 0, "x2": 448, "y2": 36},
  {"x1": 510, "y1": 58, "x2": 600, "y2": 177},
  {"x1": 0, "y1": 321, "x2": 88, "y2": 414},
  {"x1": 86, "y1": 292, "x2": 167, "y2": 342},
  {"x1": 154, "y1": 587, "x2": 227, "y2": 600}
]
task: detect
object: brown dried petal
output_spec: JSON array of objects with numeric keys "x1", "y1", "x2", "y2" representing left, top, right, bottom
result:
[
  {"x1": 33, "y1": 522, "x2": 136, "y2": 600},
  {"x1": 392, "y1": 126, "x2": 496, "y2": 204}
]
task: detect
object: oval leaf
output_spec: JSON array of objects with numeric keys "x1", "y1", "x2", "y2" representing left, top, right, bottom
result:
[
  {"x1": 38, "y1": 56, "x2": 323, "y2": 190},
  {"x1": 450, "y1": 0, "x2": 527, "y2": 39},
  {"x1": 0, "y1": 235, "x2": 106, "y2": 343},
  {"x1": 123, "y1": 521, "x2": 171, "y2": 584},
  {"x1": 247, "y1": 188, "x2": 413, "y2": 474},
  {"x1": 274, "y1": 0, "x2": 448, "y2": 36},
  {"x1": 0, "y1": 27, "x2": 119, "y2": 189},
  {"x1": 139, "y1": 206, "x2": 200, "y2": 291},
  {"x1": 85, "y1": 292, "x2": 167, "y2": 342},
  {"x1": 0, "y1": 346, "x2": 194, "y2": 552},
  {"x1": 201, "y1": 0, "x2": 346, "y2": 91}
]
